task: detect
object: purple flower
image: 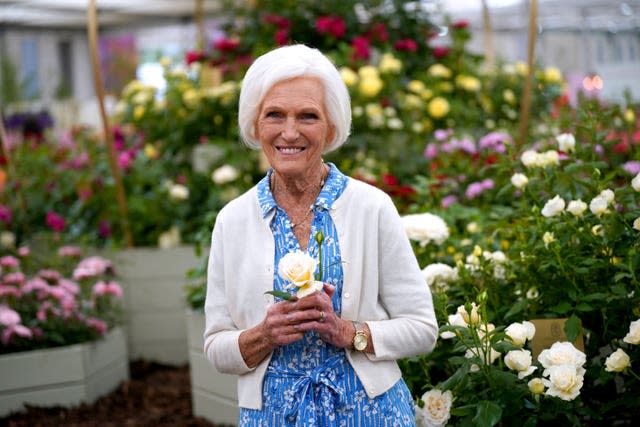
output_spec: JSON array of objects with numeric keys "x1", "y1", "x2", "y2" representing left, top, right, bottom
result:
[
  {"x1": 441, "y1": 195, "x2": 458, "y2": 208},
  {"x1": 434, "y1": 129, "x2": 453, "y2": 141},
  {"x1": 478, "y1": 132, "x2": 512, "y2": 153},
  {"x1": 622, "y1": 161, "x2": 640, "y2": 175}
]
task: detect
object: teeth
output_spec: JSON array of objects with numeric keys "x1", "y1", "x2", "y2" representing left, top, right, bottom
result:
[{"x1": 279, "y1": 147, "x2": 303, "y2": 154}]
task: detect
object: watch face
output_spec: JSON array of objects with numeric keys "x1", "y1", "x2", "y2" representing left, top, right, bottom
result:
[{"x1": 354, "y1": 333, "x2": 367, "y2": 351}]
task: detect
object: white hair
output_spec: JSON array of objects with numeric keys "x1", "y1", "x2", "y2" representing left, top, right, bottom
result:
[{"x1": 238, "y1": 44, "x2": 351, "y2": 153}]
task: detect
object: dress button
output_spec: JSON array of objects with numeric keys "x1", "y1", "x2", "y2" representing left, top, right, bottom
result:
[{"x1": 344, "y1": 292, "x2": 350, "y2": 298}]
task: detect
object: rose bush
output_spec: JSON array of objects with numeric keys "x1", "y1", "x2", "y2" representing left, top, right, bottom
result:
[{"x1": 0, "y1": 241, "x2": 123, "y2": 354}]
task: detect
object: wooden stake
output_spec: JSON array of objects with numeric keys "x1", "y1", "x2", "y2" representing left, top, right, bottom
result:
[
  {"x1": 517, "y1": 0, "x2": 538, "y2": 150},
  {"x1": 195, "y1": 0, "x2": 205, "y2": 51},
  {"x1": 87, "y1": 0, "x2": 134, "y2": 247},
  {"x1": 481, "y1": 0, "x2": 494, "y2": 68}
]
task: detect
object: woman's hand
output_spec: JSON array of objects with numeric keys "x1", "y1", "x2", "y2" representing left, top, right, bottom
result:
[{"x1": 290, "y1": 283, "x2": 353, "y2": 349}]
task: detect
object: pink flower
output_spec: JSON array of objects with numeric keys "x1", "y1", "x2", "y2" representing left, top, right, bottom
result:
[
  {"x1": 98, "y1": 220, "x2": 112, "y2": 239},
  {"x1": 2, "y1": 324, "x2": 32, "y2": 345},
  {"x1": 46, "y1": 211, "x2": 66, "y2": 232},
  {"x1": 441, "y1": 195, "x2": 459, "y2": 208},
  {"x1": 73, "y1": 256, "x2": 114, "y2": 280},
  {"x1": 622, "y1": 160, "x2": 640, "y2": 175},
  {"x1": 263, "y1": 13, "x2": 290, "y2": 29},
  {"x1": 3, "y1": 272, "x2": 26, "y2": 285},
  {"x1": 351, "y1": 37, "x2": 371, "y2": 61},
  {"x1": 17, "y1": 246, "x2": 30, "y2": 257},
  {"x1": 117, "y1": 151, "x2": 134, "y2": 170},
  {"x1": 93, "y1": 280, "x2": 123, "y2": 298},
  {"x1": 424, "y1": 143, "x2": 439, "y2": 159},
  {"x1": 0, "y1": 255, "x2": 19, "y2": 268},
  {"x1": 22, "y1": 277, "x2": 50, "y2": 294},
  {"x1": 434, "y1": 129, "x2": 453, "y2": 141},
  {"x1": 213, "y1": 38, "x2": 240, "y2": 52},
  {"x1": 0, "y1": 204, "x2": 11, "y2": 223},
  {"x1": 86, "y1": 317, "x2": 108, "y2": 335},
  {"x1": 58, "y1": 245, "x2": 83, "y2": 257},
  {"x1": 0, "y1": 285, "x2": 21, "y2": 298},
  {"x1": 59, "y1": 278, "x2": 80, "y2": 295},
  {"x1": 432, "y1": 46, "x2": 451, "y2": 59},
  {"x1": 452, "y1": 20, "x2": 470, "y2": 29},
  {"x1": 274, "y1": 29, "x2": 289, "y2": 46},
  {"x1": 185, "y1": 50, "x2": 207, "y2": 65},
  {"x1": 38, "y1": 269, "x2": 62, "y2": 283},
  {"x1": 0, "y1": 305, "x2": 21, "y2": 326},
  {"x1": 316, "y1": 16, "x2": 346, "y2": 39},
  {"x1": 394, "y1": 39, "x2": 418, "y2": 52}
]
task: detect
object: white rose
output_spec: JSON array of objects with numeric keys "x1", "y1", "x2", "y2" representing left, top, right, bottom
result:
[
  {"x1": 543, "y1": 231, "x2": 555, "y2": 248},
  {"x1": 168, "y1": 183, "x2": 189, "y2": 200},
  {"x1": 605, "y1": 348, "x2": 630, "y2": 372},
  {"x1": 402, "y1": 213, "x2": 449, "y2": 246},
  {"x1": 520, "y1": 150, "x2": 539, "y2": 168},
  {"x1": 211, "y1": 165, "x2": 239, "y2": 185},
  {"x1": 505, "y1": 321, "x2": 536, "y2": 346},
  {"x1": 457, "y1": 303, "x2": 481, "y2": 325},
  {"x1": 541, "y1": 195, "x2": 565, "y2": 217},
  {"x1": 538, "y1": 342, "x2": 587, "y2": 372},
  {"x1": 416, "y1": 389, "x2": 452, "y2": 427},
  {"x1": 528, "y1": 377, "x2": 545, "y2": 394},
  {"x1": 540, "y1": 150, "x2": 560, "y2": 167},
  {"x1": 278, "y1": 250, "x2": 318, "y2": 291},
  {"x1": 505, "y1": 349, "x2": 537, "y2": 379},
  {"x1": 465, "y1": 346, "x2": 501, "y2": 371},
  {"x1": 556, "y1": 133, "x2": 575, "y2": 152},
  {"x1": 599, "y1": 188, "x2": 615, "y2": 204},
  {"x1": 589, "y1": 195, "x2": 608, "y2": 216},
  {"x1": 566, "y1": 200, "x2": 587, "y2": 217},
  {"x1": 634, "y1": 217, "x2": 640, "y2": 231},
  {"x1": 157, "y1": 226, "x2": 181, "y2": 249},
  {"x1": 632, "y1": 173, "x2": 640, "y2": 192},
  {"x1": 511, "y1": 173, "x2": 529, "y2": 189},
  {"x1": 542, "y1": 364, "x2": 584, "y2": 401},
  {"x1": 422, "y1": 263, "x2": 458, "y2": 291},
  {"x1": 0, "y1": 231, "x2": 16, "y2": 249},
  {"x1": 440, "y1": 313, "x2": 468, "y2": 339},
  {"x1": 623, "y1": 319, "x2": 640, "y2": 345}
]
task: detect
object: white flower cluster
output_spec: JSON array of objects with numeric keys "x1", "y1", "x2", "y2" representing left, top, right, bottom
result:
[
  {"x1": 520, "y1": 149, "x2": 560, "y2": 168},
  {"x1": 538, "y1": 342, "x2": 587, "y2": 401},
  {"x1": 421, "y1": 263, "x2": 458, "y2": 292},
  {"x1": 211, "y1": 164, "x2": 239, "y2": 185},
  {"x1": 402, "y1": 212, "x2": 449, "y2": 246},
  {"x1": 504, "y1": 321, "x2": 537, "y2": 379}
]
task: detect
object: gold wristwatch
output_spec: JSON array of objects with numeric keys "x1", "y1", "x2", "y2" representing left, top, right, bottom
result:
[{"x1": 352, "y1": 321, "x2": 368, "y2": 351}]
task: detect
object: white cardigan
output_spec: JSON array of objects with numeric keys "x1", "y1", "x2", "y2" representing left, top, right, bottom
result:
[{"x1": 203, "y1": 177, "x2": 438, "y2": 410}]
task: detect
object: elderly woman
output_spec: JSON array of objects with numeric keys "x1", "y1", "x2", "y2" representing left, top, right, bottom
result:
[{"x1": 204, "y1": 44, "x2": 438, "y2": 426}]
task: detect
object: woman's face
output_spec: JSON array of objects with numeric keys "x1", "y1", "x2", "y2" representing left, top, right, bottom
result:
[{"x1": 255, "y1": 77, "x2": 335, "y2": 178}]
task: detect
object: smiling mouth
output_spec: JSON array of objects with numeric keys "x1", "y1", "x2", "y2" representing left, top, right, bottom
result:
[{"x1": 277, "y1": 147, "x2": 305, "y2": 154}]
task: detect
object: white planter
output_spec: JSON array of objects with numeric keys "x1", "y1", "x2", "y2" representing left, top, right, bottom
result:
[
  {"x1": 186, "y1": 309, "x2": 239, "y2": 426},
  {"x1": 0, "y1": 327, "x2": 129, "y2": 417},
  {"x1": 110, "y1": 246, "x2": 197, "y2": 365}
]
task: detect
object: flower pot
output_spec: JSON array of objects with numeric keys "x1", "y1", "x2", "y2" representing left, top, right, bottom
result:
[
  {"x1": 185, "y1": 309, "x2": 239, "y2": 426},
  {"x1": 110, "y1": 246, "x2": 197, "y2": 365},
  {"x1": 0, "y1": 327, "x2": 129, "y2": 417}
]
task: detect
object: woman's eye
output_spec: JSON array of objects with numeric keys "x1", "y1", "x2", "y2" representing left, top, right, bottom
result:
[
  {"x1": 300, "y1": 113, "x2": 318, "y2": 120},
  {"x1": 265, "y1": 111, "x2": 282, "y2": 119}
]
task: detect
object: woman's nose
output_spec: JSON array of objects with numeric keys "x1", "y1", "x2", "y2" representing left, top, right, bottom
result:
[{"x1": 280, "y1": 118, "x2": 300, "y2": 142}]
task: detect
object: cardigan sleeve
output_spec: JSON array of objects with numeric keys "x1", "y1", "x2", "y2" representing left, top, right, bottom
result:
[
  {"x1": 364, "y1": 193, "x2": 439, "y2": 361},
  {"x1": 203, "y1": 206, "x2": 254, "y2": 375}
]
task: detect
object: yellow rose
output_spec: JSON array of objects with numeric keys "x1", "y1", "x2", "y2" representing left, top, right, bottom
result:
[
  {"x1": 340, "y1": 67, "x2": 358, "y2": 87},
  {"x1": 428, "y1": 64, "x2": 452, "y2": 79},
  {"x1": 182, "y1": 88, "x2": 200, "y2": 108},
  {"x1": 402, "y1": 93, "x2": 423, "y2": 109},
  {"x1": 515, "y1": 61, "x2": 528, "y2": 76},
  {"x1": 358, "y1": 65, "x2": 379, "y2": 79},
  {"x1": 159, "y1": 56, "x2": 171, "y2": 68},
  {"x1": 503, "y1": 89, "x2": 516, "y2": 105},
  {"x1": 455, "y1": 75, "x2": 481, "y2": 92},
  {"x1": 624, "y1": 108, "x2": 635, "y2": 124},
  {"x1": 359, "y1": 76, "x2": 383, "y2": 98},
  {"x1": 427, "y1": 97, "x2": 450, "y2": 119},
  {"x1": 407, "y1": 80, "x2": 425, "y2": 94},
  {"x1": 437, "y1": 82, "x2": 453, "y2": 93},
  {"x1": 133, "y1": 105, "x2": 145, "y2": 120},
  {"x1": 544, "y1": 66, "x2": 563, "y2": 83},
  {"x1": 379, "y1": 53, "x2": 402, "y2": 74},
  {"x1": 144, "y1": 144, "x2": 159, "y2": 159}
]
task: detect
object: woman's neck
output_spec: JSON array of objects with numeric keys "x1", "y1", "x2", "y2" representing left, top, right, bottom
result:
[{"x1": 271, "y1": 161, "x2": 328, "y2": 201}]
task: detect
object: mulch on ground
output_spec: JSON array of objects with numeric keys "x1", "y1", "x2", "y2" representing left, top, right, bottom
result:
[{"x1": 0, "y1": 360, "x2": 225, "y2": 427}]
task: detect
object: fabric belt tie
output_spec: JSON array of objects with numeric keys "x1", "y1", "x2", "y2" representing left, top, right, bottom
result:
[{"x1": 275, "y1": 354, "x2": 347, "y2": 424}]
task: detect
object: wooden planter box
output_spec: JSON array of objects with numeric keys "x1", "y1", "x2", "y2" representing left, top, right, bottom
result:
[
  {"x1": 110, "y1": 246, "x2": 197, "y2": 365},
  {"x1": 0, "y1": 327, "x2": 129, "y2": 417},
  {"x1": 186, "y1": 310, "x2": 239, "y2": 426}
]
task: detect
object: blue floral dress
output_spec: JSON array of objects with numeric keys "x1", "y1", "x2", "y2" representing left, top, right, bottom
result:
[{"x1": 239, "y1": 163, "x2": 416, "y2": 427}]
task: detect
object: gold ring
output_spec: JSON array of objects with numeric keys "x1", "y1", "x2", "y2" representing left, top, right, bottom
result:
[{"x1": 319, "y1": 310, "x2": 325, "y2": 323}]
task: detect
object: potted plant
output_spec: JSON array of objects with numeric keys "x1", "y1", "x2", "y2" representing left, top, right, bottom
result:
[{"x1": 0, "y1": 240, "x2": 128, "y2": 416}]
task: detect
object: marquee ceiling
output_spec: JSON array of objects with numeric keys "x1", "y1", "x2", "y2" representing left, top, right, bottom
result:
[{"x1": 0, "y1": 0, "x2": 638, "y2": 32}]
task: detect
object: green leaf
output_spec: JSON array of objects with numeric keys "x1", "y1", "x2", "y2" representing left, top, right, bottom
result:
[
  {"x1": 473, "y1": 401, "x2": 502, "y2": 427},
  {"x1": 264, "y1": 290, "x2": 294, "y2": 301},
  {"x1": 564, "y1": 314, "x2": 582, "y2": 342},
  {"x1": 550, "y1": 302, "x2": 573, "y2": 314},
  {"x1": 504, "y1": 299, "x2": 527, "y2": 319}
]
